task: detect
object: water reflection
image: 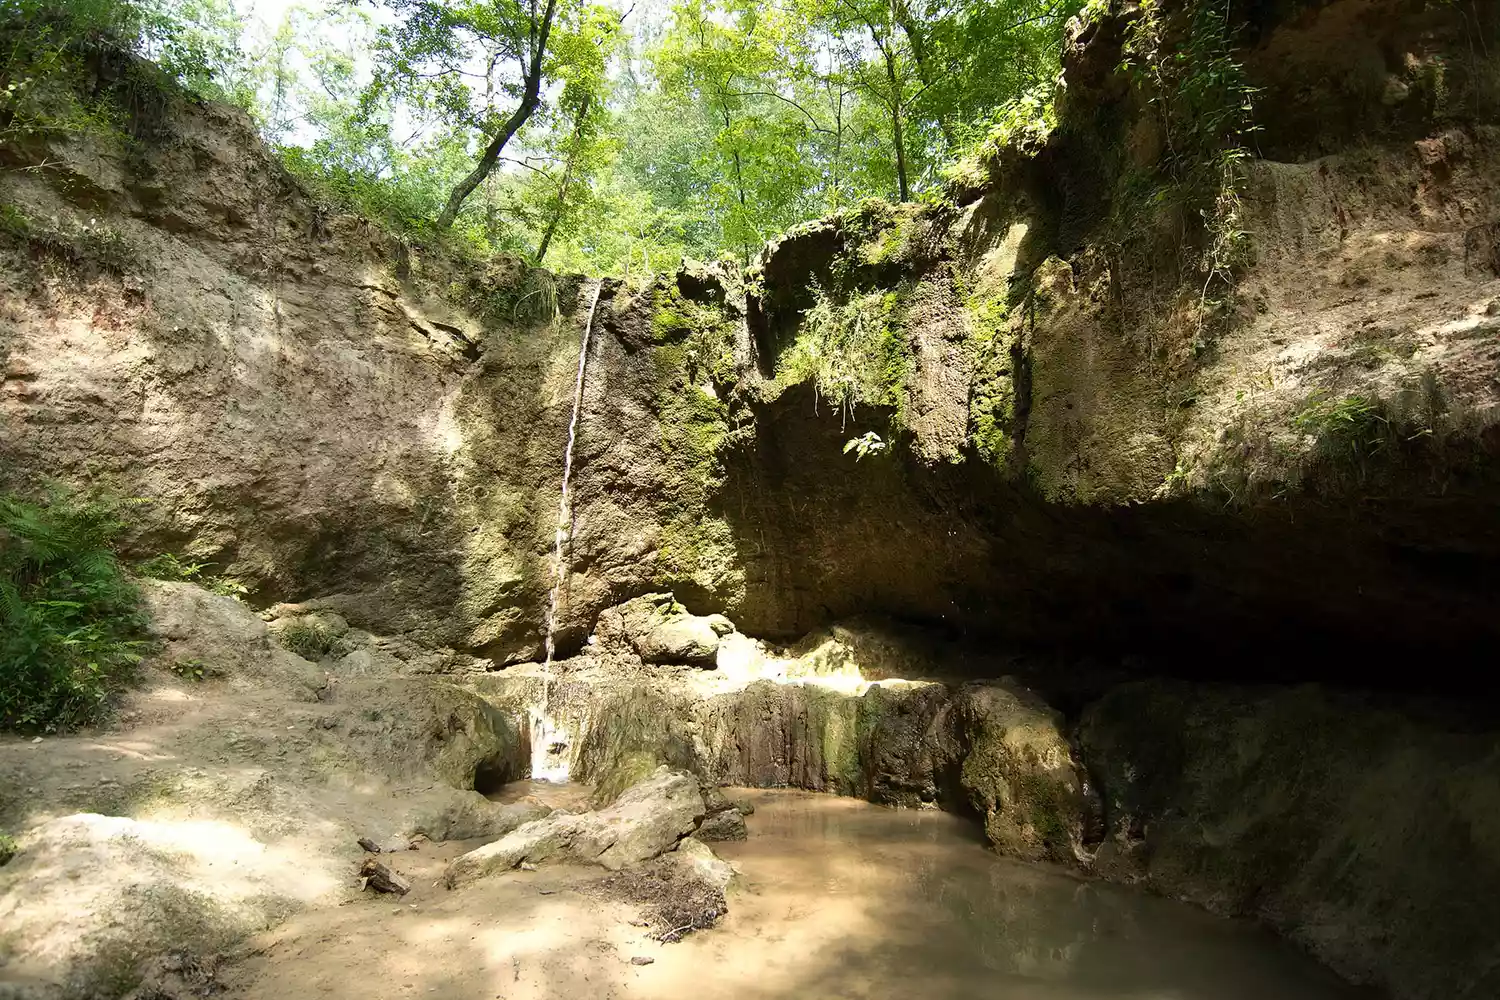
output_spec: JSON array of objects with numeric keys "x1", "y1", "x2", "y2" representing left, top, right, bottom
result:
[{"x1": 714, "y1": 790, "x2": 1363, "y2": 1000}]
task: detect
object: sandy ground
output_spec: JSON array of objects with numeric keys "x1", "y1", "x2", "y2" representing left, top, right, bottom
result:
[{"x1": 219, "y1": 791, "x2": 1362, "y2": 1000}]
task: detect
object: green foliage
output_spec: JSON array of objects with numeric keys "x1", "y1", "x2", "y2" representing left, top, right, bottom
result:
[
  {"x1": 1, "y1": 0, "x2": 1081, "y2": 271},
  {"x1": 0, "y1": 831, "x2": 15, "y2": 865},
  {"x1": 842, "y1": 431, "x2": 888, "y2": 460},
  {"x1": 942, "y1": 87, "x2": 1056, "y2": 185},
  {"x1": 0, "y1": 202, "x2": 138, "y2": 275},
  {"x1": 0, "y1": 486, "x2": 149, "y2": 732},
  {"x1": 136, "y1": 552, "x2": 247, "y2": 600},
  {"x1": 274, "y1": 621, "x2": 340, "y2": 662},
  {"x1": 778, "y1": 287, "x2": 910, "y2": 422},
  {"x1": 1119, "y1": 0, "x2": 1259, "y2": 295},
  {"x1": 1291, "y1": 393, "x2": 1390, "y2": 466},
  {"x1": 168, "y1": 657, "x2": 207, "y2": 681},
  {"x1": 0, "y1": 0, "x2": 260, "y2": 150}
]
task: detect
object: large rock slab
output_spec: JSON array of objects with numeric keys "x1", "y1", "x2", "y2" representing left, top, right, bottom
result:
[
  {"x1": 1079, "y1": 681, "x2": 1500, "y2": 1000},
  {"x1": 0, "y1": 813, "x2": 338, "y2": 998},
  {"x1": 141, "y1": 580, "x2": 323, "y2": 694},
  {"x1": 443, "y1": 767, "x2": 705, "y2": 887},
  {"x1": 399, "y1": 793, "x2": 552, "y2": 843}
]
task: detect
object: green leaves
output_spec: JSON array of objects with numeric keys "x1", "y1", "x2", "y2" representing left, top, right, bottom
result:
[
  {"x1": 843, "y1": 431, "x2": 889, "y2": 460},
  {"x1": 8, "y1": 0, "x2": 1081, "y2": 271},
  {"x1": 0, "y1": 486, "x2": 150, "y2": 732}
]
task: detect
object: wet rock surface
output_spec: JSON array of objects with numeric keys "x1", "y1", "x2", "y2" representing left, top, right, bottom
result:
[
  {"x1": 444, "y1": 767, "x2": 706, "y2": 887},
  {"x1": 1078, "y1": 682, "x2": 1500, "y2": 1000},
  {"x1": 473, "y1": 612, "x2": 1089, "y2": 865}
]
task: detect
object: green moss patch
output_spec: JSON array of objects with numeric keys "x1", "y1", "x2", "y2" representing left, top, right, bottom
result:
[
  {"x1": 776, "y1": 287, "x2": 911, "y2": 420},
  {"x1": 649, "y1": 282, "x2": 744, "y2": 603},
  {"x1": 965, "y1": 292, "x2": 1020, "y2": 466}
]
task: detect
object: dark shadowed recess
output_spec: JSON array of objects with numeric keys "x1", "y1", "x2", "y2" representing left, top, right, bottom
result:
[{"x1": 714, "y1": 384, "x2": 1500, "y2": 706}]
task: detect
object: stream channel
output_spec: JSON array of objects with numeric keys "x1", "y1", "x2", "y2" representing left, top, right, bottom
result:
[{"x1": 491, "y1": 782, "x2": 1367, "y2": 1000}]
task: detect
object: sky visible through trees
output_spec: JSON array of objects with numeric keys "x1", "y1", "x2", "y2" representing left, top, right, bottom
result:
[{"x1": 105, "y1": 0, "x2": 1083, "y2": 274}]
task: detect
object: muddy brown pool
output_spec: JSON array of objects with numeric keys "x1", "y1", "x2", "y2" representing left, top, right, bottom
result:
[
  {"x1": 235, "y1": 785, "x2": 1371, "y2": 1000},
  {"x1": 694, "y1": 788, "x2": 1364, "y2": 1000}
]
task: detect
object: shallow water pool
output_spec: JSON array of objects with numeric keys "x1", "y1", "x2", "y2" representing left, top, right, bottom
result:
[{"x1": 694, "y1": 788, "x2": 1366, "y2": 1000}]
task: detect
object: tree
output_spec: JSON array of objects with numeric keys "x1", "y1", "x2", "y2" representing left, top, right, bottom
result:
[{"x1": 365, "y1": 0, "x2": 621, "y2": 231}]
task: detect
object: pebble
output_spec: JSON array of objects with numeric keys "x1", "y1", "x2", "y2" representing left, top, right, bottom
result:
[{"x1": 629, "y1": 957, "x2": 654, "y2": 966}]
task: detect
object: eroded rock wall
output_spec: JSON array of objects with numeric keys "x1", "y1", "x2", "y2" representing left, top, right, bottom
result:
[
  {"x1": 0, "y1": 84, "x2": 747, "y2": 664},
  {"x1": 3, "y1": 1, "x2": 1499, "y2": 672},
  {"x1": 1079, "y1": 681, "x2": 1500, "y2": 1000}
]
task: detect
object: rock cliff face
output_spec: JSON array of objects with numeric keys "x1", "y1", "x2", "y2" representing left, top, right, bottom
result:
[
  {"x1": 3, "y1": 4, "x2": 1500, "y2": 997},
  {"x1": 1080, "y1": 681, "x2": 1500, "y2": 1000},
  {"x1": 5, "y1": 0, "x2": 1497, "y2": 675}
]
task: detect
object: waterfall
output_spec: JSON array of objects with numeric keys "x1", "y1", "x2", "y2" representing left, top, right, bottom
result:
[{"x1": 532, "y1": 278, "x2": 604, "y2": 781}]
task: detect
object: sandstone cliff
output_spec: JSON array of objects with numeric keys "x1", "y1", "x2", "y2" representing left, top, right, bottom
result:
[{"x1": 2, "y1": 0, "x2": 1497, "y2": 674}]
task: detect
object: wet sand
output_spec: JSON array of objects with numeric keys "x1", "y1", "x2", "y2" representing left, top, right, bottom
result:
[{"x1": 230, "y1": 788, "x2": 1365, "y2": 1000}]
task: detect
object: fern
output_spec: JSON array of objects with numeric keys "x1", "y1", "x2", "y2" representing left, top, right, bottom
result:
[{"x1": 0, "y1": 485, "x2": 150, "y2": 731}]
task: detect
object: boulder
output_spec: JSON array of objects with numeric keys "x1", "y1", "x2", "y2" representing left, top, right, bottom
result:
[
  {"x1": 671, "y1": 836, "x2": 734, "y2": 891},
  {"x1": 636, "y1": 616, "x2": 731, "y2": 666},
  {"x1": 141, "y1": 580, "x2": 323, "y2": 694},
  {"x1": 958, "y1": 682, "x2": 1085, "y2": 864},
  {"x1": 594, "y1": 594, "x2": 735, "y2": 667},
  {"x1": 444, "y1": 766, "x2": 705, "y2": 887},
  {"x1": 694, "y1": 809, "x2": 747, "y2": 842},
  {"x1": 328, "y1": 679, "x2": 525, "y2": 791},
  {"x1": 400, "y1": 792, "x2": 552, "y2": 843}
]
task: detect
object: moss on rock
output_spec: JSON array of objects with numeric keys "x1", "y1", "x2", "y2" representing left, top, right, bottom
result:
[
  {"x1": 648, "y1": 281, "x2": 745, "y2": 606},
  {"x1": 959, "y1": 683, "x2": 1083, "y2": 863},
  {"x1": 1079, "y1": 681, "x2": 1500, "y2": 1000}
]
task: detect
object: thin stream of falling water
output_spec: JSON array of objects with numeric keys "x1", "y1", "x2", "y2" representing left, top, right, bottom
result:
[{"x1": 534, "y1": 279, "x2": 604, "y2": 780}]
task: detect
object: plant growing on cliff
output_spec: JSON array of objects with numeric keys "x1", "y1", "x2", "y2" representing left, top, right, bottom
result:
[
  {"x1": 275, "y1": 620, "x2": 342, "y2": 662},
  {"x1": 843, "y1": 431, "x2": 889, "y2": 460},
  {"x1": 0, "y1": 486, "x2": 149, "y2": 731},
  {"x1": 1118, "y1": 0, "x2": 1259, "y2": 301},
  {"x1": 779, "y1": 286, "x2": 910, "y2": 426},
  {"x1": 137, "y1": 552, "x2": 247, "y2": 600}
]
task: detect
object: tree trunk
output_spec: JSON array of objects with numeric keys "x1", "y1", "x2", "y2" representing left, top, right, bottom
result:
[
  {"x1": 881, "y1": 47, "x2": 910, "y2": 202},
  {"x1": 435, "y1": 0, "x2": 559, "y2": 230},
  {"x1": 891, "y1": 105, "x2": 910, "y2": 202},
  {"x1": 893, "y1": 0, "x2": 955, "y2": 148},
  {"x1": 535, "y1": 95, "x2": 593, "y2": 266}
]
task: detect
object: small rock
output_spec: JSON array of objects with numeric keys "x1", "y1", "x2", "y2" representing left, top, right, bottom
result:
[
  {"x1": 1487, "y1": 299, "x2": 1500, "y2": 317},
  {"x1": 30, "y1": 737, "x2": 42, "y2": 744},
  {"x1": 695, "y1": 809, "x2": 747, "y2": 842},
  {"x1": 630, "y1": 956, "x2": 655, "y2": 966}
]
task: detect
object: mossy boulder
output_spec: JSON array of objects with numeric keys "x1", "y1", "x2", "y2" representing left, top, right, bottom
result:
[
  {"x1": 958, "y1": 682, "x2": 1085, "y2": 863},
  {"x1": 594, "y1": 593, "x2": 736, "y2": 667},
  {"x1": 329, "y1": 679, "x2": 525, "y2": 791},
  {"x1": 1079, "y1": 681, "x2": 1500, "y2": 1000}
]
